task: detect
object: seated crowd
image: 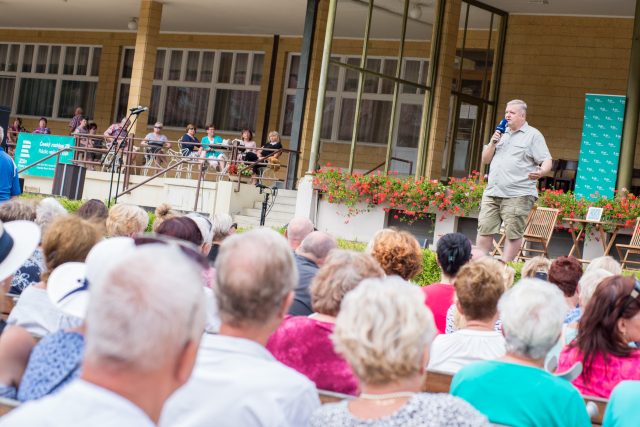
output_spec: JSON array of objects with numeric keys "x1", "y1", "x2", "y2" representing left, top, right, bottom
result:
[{"x1": 0, "y1": 197, "x2": 638, "y2": 426}]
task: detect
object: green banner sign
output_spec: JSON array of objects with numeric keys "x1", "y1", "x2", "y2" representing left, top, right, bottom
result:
[
  {"x1": 15, "y1": 134, "x2": 75, "y2": 178},
  {"x1": 574, "y1": 94, "x2": 626, "y2": 201}
]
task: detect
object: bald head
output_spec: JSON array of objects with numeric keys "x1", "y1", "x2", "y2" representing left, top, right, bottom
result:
[
  {"x1": 297, "y1": 231, "x2": 337, "y2": 265},
  {"x1": 286, "y1": 217, "x2": 314, "y2": 250}
]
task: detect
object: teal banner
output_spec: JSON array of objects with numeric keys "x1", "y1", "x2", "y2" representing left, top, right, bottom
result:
[
  {"x1": 15, "y1": 134, "x2": 75, "y2": 178},
  {"x1": 574, "y1": 94, "x2": 626, "y2": 201}
]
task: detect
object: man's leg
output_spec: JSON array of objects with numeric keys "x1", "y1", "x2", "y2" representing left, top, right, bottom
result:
[
  {"x1": 503, "y1": 238, "x2": 523, "y2": 262},
  {"x1": 476, "y1": 195, "x2": 502, "y2": 254},
  {"x1": 476, "y1": 234, "x2": 494, "y2": 254}
]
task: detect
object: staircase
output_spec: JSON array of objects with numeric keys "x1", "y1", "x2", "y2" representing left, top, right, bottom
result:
[{"x1": 233, "y1": 188, "x2": 297, "y2": 229}]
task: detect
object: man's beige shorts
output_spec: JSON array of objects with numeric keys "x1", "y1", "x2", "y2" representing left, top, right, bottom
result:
[{"x1": 477, "y1": 195, "x2": 535, "y2": 240}]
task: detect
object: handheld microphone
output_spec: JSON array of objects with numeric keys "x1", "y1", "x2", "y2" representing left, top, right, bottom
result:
[
  {"x1": 496, "y1": 118, "x2": 508, "y2": 134},
  {"x1": 129, "y1": 106, "x2": 149, "y2": 115}
]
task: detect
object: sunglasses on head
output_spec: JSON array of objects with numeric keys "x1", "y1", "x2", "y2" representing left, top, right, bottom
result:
[
  {"x1": 620, "y1": 279, "x2": 640, "y2": 315},
  {"x1": 133, "y1": 234, "x2": 209, "y2": 270}
]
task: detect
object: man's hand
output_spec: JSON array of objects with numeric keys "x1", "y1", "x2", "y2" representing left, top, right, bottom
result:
[
  {"x1": 490, "y1": 130, "x2": 502, "y2": 144},
  {"x1": 528, "y1": 166, "x2": 543, "y2": 180}
]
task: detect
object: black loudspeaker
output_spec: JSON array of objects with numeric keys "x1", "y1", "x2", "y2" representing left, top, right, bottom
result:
[
  {"x1": 19, "y1": 178, "x2": 24, "y2": 194},
  {"x1": 52, "y1": 163, "x2": 85, "y2": 200},
  {"x1": 0, "y1": 106, "x2": 10, "y2": 152}
]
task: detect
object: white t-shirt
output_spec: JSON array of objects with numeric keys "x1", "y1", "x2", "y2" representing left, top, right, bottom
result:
[
  {"x1": 428, "y1": 329, "x2": 506, "y2": 374},
  {"x1": 0, "y1": 380, "x2": 155, "y2": 427}
]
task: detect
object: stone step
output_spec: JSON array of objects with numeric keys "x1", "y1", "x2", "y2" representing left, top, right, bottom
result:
[
  {"x1": 233, "y1": 215, "x2": 286, "y2": 229},
  {"x1": 253, "y1": 193, "x2": 297, "y2": 206},
  {"x1": 252, "y1": 200, "x2": 296, "y2": 213},
  {"x1": 242, "y1": 208, "x2": 293, "y2": 222}
]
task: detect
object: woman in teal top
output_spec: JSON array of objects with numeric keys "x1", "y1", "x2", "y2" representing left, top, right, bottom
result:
[
  {"x1": 200, "y1": 124, "x2": 226, "y2": 171},
  {"x1": 451, "y1": 278, "x2": 591, "y2": 427}
]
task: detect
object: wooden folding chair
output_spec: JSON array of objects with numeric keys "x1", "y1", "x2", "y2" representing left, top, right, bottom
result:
[
  {"x1": 491, "y1": 208, "x2": 537, "y2": 257},
  {"x1": 616, "y1": 217, "x2": 640, "y2": 270},
  {"x1": 516, "y1": 207, "x2": 559, "y2": 261}
]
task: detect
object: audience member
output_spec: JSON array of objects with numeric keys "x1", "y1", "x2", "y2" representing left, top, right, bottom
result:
[
  {"x1": 367, "y1": 228, "x2": 423, "y2": 281},
  {"x1": 558, "y1": 275, "x2": 640, "y2": 398},
  {"x1": 186, "y1": 213, "x2": 214, "y2": 256},
  {"x1": 268, "y1": 250, "x2": 384, "y2": 395},
  {"x1": 0, "y1": 243, "x2": 206, "y2": 426},
  {"x1": 254, "y1": 131, "x2": 282, "y2": 176},
  {"x1": 603, "y1": 380, "x2": 640, "y2": 427},
  {"x1": 152, "y1": 203, "x2": 180, "y2": 232},
  {"x1": 548, "y1": 255, "x2": 583, "y2": 324},
  {"x1": 156, "y1": 216, "x2": 203, "y2": 247},
  {"x1": 0, "y1": 199, "x2": 42, "y2": 294},
  {"x1": 451, "y1": 279, "x2": 591, "y2": 426},
  {"x1": 76, "y1": 199, "x2": 108, "y2": 221},
  {"x1": 239, "y1": 129, "x2": 259, "y2": 184},
  {"x1": 423, "y1": 233, "x2": 472, "y2": 333},
  {"x1": 179, "y1": 124, "x2": 200, "y2": 157},
  {"x1": 207, "y1": 212, "x2": 235, "y2": 264},
  {"x1": 7, "y1": 118, "x2": 27, "y2": 150},
  {"x1": 586, "y1": 255, "x2": 622, "y2": 275},
  {"x1": 521, "y1": 255, "x2": 552, "y2": 281},
  {"x1": 106, "y1": 203, "x2": 148, "y2": 237},
  {"x1": 161, "y1": 228, "x2": 320, "y2": 427},
  {"x1": 68, "y1": 107, "x2": 84, "y2": 134},
  {"x1": 7, "y1": 216, "x2": 101, "y2": 336},
  {"x1": 290, "y1": 231, "x2": 337, "y2": 316},
  {"x1": 35, "y1": 197, "x2": 68, "y2": 236},
  {"x1": 285, "y1": 216, "x2": 314, "y2": 250},
  {"x1": 32, "y1": 117, "x2": 51, "y2": 135},
  {"x1": 86, "y1": 122, "x2": 102, "y2": 164},
  {"x1": 200, "y1": 124, "x2": 226, "y2": 171},
  {"x1": 311, "y1": 276, "x2": 488, "y2": 426},
  {"x1": 0, "y1": 220, "x2": 40, "y2": 334},
  {"x1": 0, "y1": 142, "x2": 21, "y2": 202},
  {"x1": 429, "y1": 258, "x2": 506, "y2": 373},
  {"x1": 470, "y1": 245, "x2": 488, "y2": 261},
  {"x1": 103, "y1": 117, "x2": 130, "y2": 150},
  {"x1": 142, "y1": 122, "x2": 169, "y2": 165}
]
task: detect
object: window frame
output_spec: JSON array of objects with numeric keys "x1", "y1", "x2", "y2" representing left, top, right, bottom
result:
[
  {"x1": 280, "y1": 52, "x2": 427, "y2": 146},
  {"x1": 0, "y1": 42, "x2": 101, "y2": 120},
  {"x1": 116, "y1": 47, "x2": 265, "y2": 133}
]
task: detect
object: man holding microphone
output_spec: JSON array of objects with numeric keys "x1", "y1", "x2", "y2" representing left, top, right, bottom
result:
[{"x1": 476, "y1": 99, "x2": 552, "y2": 261}]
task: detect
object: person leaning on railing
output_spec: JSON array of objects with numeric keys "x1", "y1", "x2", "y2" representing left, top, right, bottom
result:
[{"x1": 179, "y1": 124, "x2": 200, "y2": 157}]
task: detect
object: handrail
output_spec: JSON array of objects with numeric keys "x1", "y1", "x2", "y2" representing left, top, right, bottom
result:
[
  {"x1": 17, "y1": 147, "x2": 72, "y2": 174},
  {"x1": 116, "y1": 159, "x2": 190, "y2": 198},
  {"x1": 364, "y1": 157, "x2": 413, "y2": 176}
]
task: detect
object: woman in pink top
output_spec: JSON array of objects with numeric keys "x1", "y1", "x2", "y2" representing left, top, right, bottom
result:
[
  {"x1": 423, "y1": 233, "x2": 472, "y2": 334},
  {"x1": 267, "y1": 250, "x2": 384, "y2": 395},
  {"x1": 558, "y1": 276, "x2": 640, "y2": 398}
]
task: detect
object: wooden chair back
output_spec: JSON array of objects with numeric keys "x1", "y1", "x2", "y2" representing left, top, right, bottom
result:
[
  {"x1": 318, "y1": 389, "x2": 354, "y2": 404},
  {"x1": 524, "y1": 207, "x2": 559, "y2": 245},
  {"x1": 584, "y1": 395, "x2": 608, "y2": 426},
  {"x1": 422, "y1": 369, "x2": 453, "y2": 393},
  {"x1": 0, "y1": 397, "x2": 19, "y2": 417},
  {"x1": 628, "y1": 217, "x2": 640, "y2": 248}
]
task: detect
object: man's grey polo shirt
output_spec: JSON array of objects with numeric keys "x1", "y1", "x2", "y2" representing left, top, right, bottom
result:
[{"x1": 484, "y1": 122, "x2": 551, "y2": 198}]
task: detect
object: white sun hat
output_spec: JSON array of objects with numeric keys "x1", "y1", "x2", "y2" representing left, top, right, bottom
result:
[{"x1": 0, "y1": 220, "x2": 41, "y2": 283}]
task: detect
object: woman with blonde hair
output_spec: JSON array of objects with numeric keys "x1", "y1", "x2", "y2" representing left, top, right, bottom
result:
[
  {"x1": 311, "y1": 277, "x2": 487, "y2": 426},
  {"x1": 521, "y1": 255, "x2": 552, "y2": 281},
  {"x1": 267, "y1": 250, "x2": 384, "y2": 395},
  {"x1": 106, "y1": 203, "x2": 148, "y2": 237}
]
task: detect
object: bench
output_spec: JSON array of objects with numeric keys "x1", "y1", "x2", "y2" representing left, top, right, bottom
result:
[{"x1": 422, "y1": 368, "x2": 606, "y2": 426}]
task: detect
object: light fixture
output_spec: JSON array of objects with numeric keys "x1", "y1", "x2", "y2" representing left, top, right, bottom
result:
[
  {"x1": 408, "y1": 4, "x2": 422, "y2": 19},
  {"x1": 128, "y1": 17, "x2": 138, "y2": 31}
]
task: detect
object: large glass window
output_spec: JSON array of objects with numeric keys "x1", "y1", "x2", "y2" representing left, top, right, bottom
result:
[
  {"x1": 281, "y1": 54, "x2": 426, "y2": 146},
  {"x1": 116, "y1": 48, "x2": 264, "y2": 132},
  {"x1": 0, "y1": 43, "x2": 101, "y2": 118}
]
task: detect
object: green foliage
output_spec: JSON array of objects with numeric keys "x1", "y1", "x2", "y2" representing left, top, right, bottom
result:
[
  {"x1": 337, "y1": 239, "x2": 367, "y2": 252},
  {"x1": 413, "y1": 249, "x2": 442, "y2": 286}
]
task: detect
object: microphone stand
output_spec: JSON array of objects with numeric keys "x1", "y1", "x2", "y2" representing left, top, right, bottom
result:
[
  {"x1": 258, "y1": 185, "x2": 278, "y2": 226},
  {"x1": 105, "y1": 109, "x2": 144, "y2": 207}
]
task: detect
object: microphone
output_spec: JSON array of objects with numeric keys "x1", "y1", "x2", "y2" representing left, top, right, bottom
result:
[
  {"x1": 129, "y1": 106, "x2": 149, "y2": 115},
  {"x1": 496, "y1": 118, "x2": 508, "y2": 133},
  {"x1": 255, "y1": 183, "x2": 269, "y2": 189},
  {"x1": 491, "y1": 118, "x2": 508, "y2": 144}
]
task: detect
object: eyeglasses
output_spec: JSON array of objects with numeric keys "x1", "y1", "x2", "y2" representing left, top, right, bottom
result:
[
  {"x1": 154, "y1": 126, "x2": 162, "y2": 129},
  {"x1": 188, "y1": 127, "x2": 196, "y2": 131}
]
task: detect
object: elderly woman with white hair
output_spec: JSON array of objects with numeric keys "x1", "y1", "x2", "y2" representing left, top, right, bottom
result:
[
  {"x1": 451, "y1": 279, "x2": 591, "y2": 426},
  {"x1": 207, "y1": 212, "x2": 236, "y2": 264},
  {"x1": 311, "y1": 277, "x2": 488, "y2": 426}
]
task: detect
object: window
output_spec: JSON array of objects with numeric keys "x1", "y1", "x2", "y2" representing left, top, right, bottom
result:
[
  {"x1": 280, "y1": 53, "x2": 427, "y2": 145},
  {"x1": 116, "y1": 48, "x2": 264, "y2": 132},
  {"x1": 0, "y1": 43, "x2": 101, "y2": 118}
]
